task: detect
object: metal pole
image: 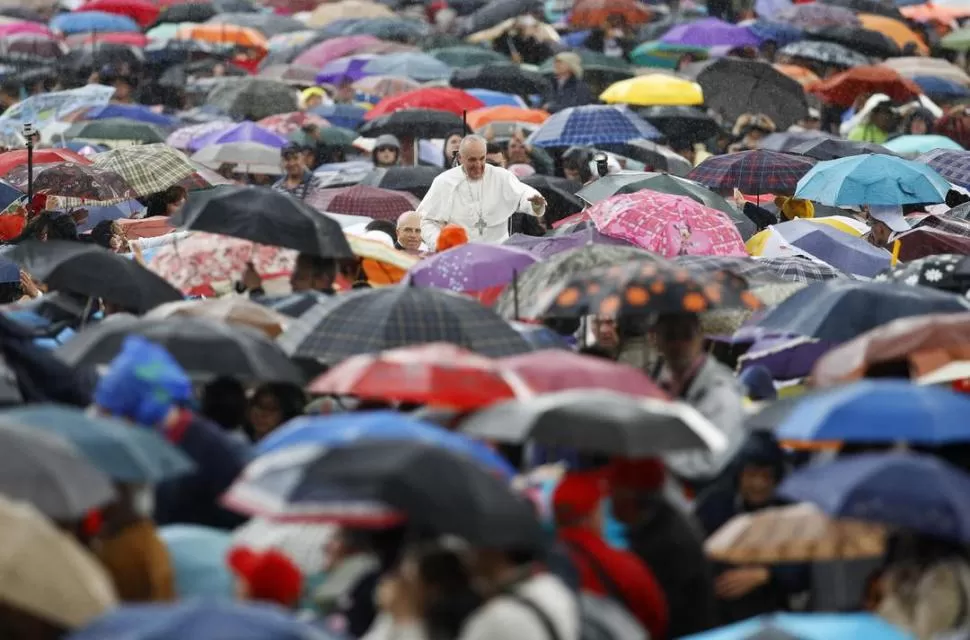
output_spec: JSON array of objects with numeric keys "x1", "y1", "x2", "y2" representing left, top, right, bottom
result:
[{"x1": 26, "y1": 134, "x2": 32, "y2": 205}]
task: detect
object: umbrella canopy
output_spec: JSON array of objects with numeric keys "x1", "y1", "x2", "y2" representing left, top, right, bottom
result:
[
  {"x1": 365, "y1": 87, "x2": 483, "y2": 121},
  {"x1": 357, "y1": 109, "x2": 465, "y2": 140},
  {"x1": 680, "y1": 612, "x2": 910, "y2": 640},
  {"x1": 191, "y1": 142, "x2": 282, "y2": 170},
  {"x1": 359, "y1": 166, "x2": 442, "y2": 199},
  {"x1": 450, "y1": 63, "x2": 550, "y2": 97},
  {"x1": 600, "y1": 74, "x2": 705, "y2": 107},
  {"x1": 695, "y1": 58, "x2": 808, "y2": 131},
  {"x1": 64, "y1": 119, "x2": 166, "y2": 144},
  {"x1": 676, "y1": 254, "x2": 847, "y2": 283},
  {"x1": 570, "y1": 0, "x2": 651, "y2": 27},
  {"x1": 662, "y1": 17, "x2": 760, "y2": 48},
  {"x1": 748, "y1": 219, "x2": 890, "y2": 278},
  {"x1": 186, "y1": 121, "x2": 286, "y2": 152},
  {"x1": 0, "y1": 494, "x2": 117, "y2": 630},
  {"x1": 79, "y1": 104, "x2": 177, "y2": 128},
  {"x1": 778, "y1": 40, "x2": 870, "y2": 69},
  {"x1": 460, "y1": 389, "x2": 725, "y2": 456},
  {"x1": 406, "y1": 243, "x2": 537, "y2": 304},
  {"x1": 11, "y1": 240, "x2": 183, "y2": 314},
  {"x1": 291, "y1": 34, "x2": 379, "y2": 67},
  {"x1": 174, "y1": 185, "x2": 354, "y2": 258},
  {"x1": 306, "y1": 0, "x2": 394, "y2": 27},
  {"x1": 51, "y1": 11, "x2": 139, "y2": 34},
  {"x1": 276, "y1": 286, "x2": 532, "y2": 363},
  {"x1": 637, "y1": 105, "x2": 720, "y2": 144},
  {"x1": 884, "y1": 134, "x2": 964, "y2": 158},
  {"x1": 428, "y1": 45, "x2": 507, "y2": 68},
  {"x1": 0, "y1": 149, "x2": 89, "y2": 177},
  {"x1": 206, "y1": 12, "x2": 305, "y2": 37},
  {"x1": 776, "y1": 3, "x2": 862, "y2": 29},
  {"x1": 498, "y1": 349, "x2": 667, "y2": 396},
  {"x1": 3, "y1": 162, "x2": 135, "y2": 204},
  {"x1": 687, "y1": 150, "x2": 817, "y2": 195},
  {"x1": 56, "y1": 316, "x2": 303, "y2": 383},
  {"x1": 520, "y1": 175, "x2": 584, "y2": 221},
  {"x1": 794, "y1": 154, "x2": 951, "y2": 206},
  {"x1": 809, "y1": 65, "x2": 921, "y2": 108},
  {"x1": 0, "y1": 405, "x2": 193, "y2": 483},
  {"x1": 753, "y1": 280, "x2": 970, "y2": 343},
  {"x1": 223, "y1": 441, "x2": 543, "y2": 548},
  {"x1": 790, "y1": 137, "x2": 897, "y2": 161},
  {"x1": 526, "y1": 104, "x2": 660, "y2": 148},
  {"x1": 90, "y1": 144, "x2": 197, "y2": 198},
  {"x1": 599, "y1": 139, "x2": 693, "y2": 177},
  {"x1": 875, "y1": 253, "x2": 970, "y2": 295},
  {"x1": 204, "y1": 77, "x2": 299, "y2": 122},
  {"x1": 361, "y1": 53, "x2": 453, "y2": 82},
  {"x1": 308, "y1": 185, "x2": 418, "y2": 221},
  {"x1": 808, "y1": 24, "x2": 901, "y2": 59},
  {"x1": 145, "y1": 297, "x2": 291, "y2": 338}
]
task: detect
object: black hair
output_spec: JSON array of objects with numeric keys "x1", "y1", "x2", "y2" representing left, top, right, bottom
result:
[
  {"x1": 485, "y1": 142, "x2": 504, "y2": 156},
  {"x1": 295, "y1": 253, "x2": 338, "y2": 282},
  {"x1": 364, "y1": 218, "x2": 398, "y2": 245},
  {"x1": 144, "y1": 185, "x2": 187, "y2": 217},
  {"x1": 946, "y1": 189, "x2": 970, "y2": 208},
  {"x1": 88, "y1": 220, "x2": 116, "y2": 250},
  {"x1": 408, "y1": 541, "x2": 482, "y2": 640},
  {"x1": 5, "y1": 213, "x2": 77, "y2": 245},
  {"x1": 201, "y1": 376, "x2": 249, "y2": 434},
  {"x1": 0, "y1": 79, "x2": 20, "y2": 98},
  {"x1": 561, "y1": 146, "x2": 593, "y2": 184},
  {"x1": 250, "y1": 383, "x2": 306, "y2": 425}
]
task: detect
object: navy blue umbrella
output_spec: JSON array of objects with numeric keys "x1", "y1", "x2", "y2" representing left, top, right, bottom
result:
[{"x1": 527, "y1": 105, "x2": 661, "y2": 148}]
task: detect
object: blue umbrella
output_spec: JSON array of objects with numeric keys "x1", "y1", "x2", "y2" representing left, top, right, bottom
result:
[
  {"x1": 753, "y1": 280, "x2": 970, "y2": 342},
  {"x1": 158, "y1": 525, "x2": 234, "y2": 600},
  {"x1": 527, "y1": 104, "x2": 661, "y2": 148},
  {"x1": 50, "y1": 11, "x2": 140, "y2": 34},
  {"x1": 510, "y1": 321, "x2": 572, "y2": 349},
  {"x1": 315, "y1": 54, "x2": 377, "y2": 84},
  {"x1": 362, "y1": 53, "x2": 453, "y2": 82},
  {"x1": 52, "y1": 140, "x2": 109, "y2": 154},
  {"x1": 78, "y1": 201, "x2": 145, "y2": 232},
  {"x1": 466, "y1": 88, "x2": 527, "y2": 107},
  {"x1": 67, "y1": 600, "x2": 338, "y2": 640},
  {"x1": 777, "y1": 380, "x2": 970, "y2": 444},
  {"x1": 0, "y1": 405, "x2": 195, "y2": 483},
  {"x1": 310, "y1": 103, "x2": 367, "y2": 129},
  {"x1": 884, "y1": 134, "x2": 964, "y2": 157},
  {"x1": 779, "y1": 452, "x2": 970, "y2": 542},
  {"x1": 746, "y1": 20, "x2": 804, "y2": 47},
  {"x1": 83, "y1": 104, "x2": 178, "y2": 128},
  {"x1": 681, "y1": 612, "x2": 911, "y2": 640},
  {"x1": 912, "y1": 75, "x2": 970, "y2": 99},
  {"x1": 766, "y1": 219, "x2": 890, "y2": 278},
  {"x1": 256, "y1": 411, "x2": 516, "y2": 479},
  {"x1": 794, "y1": 154, "x2": 952, "y2": 206},
  {"x1": 187, "y1": 121, "x2": 287, "y2": 152}
]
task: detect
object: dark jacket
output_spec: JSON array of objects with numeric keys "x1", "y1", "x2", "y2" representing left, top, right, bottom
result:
[
  {"x1": 583, "y1": 30, "x2": 636, "y2": 60},
  {"x1": 545, "y1": 75, "x2": 596, "y2": 114},
  {"x1": 493, "y1": 33, "x2": 554, "y2": 65}
]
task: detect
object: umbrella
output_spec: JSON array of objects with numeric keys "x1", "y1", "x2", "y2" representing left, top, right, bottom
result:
[
  {"x1": 406, "y1": 243, "x2": 537, "y2": 303},
  {"x1": 430, "y1": 45, "x2": 509, "y2": 68},
  {"x1": 67, "y1": 600, "x2": 339, "y2": 640},
  {"x1": 307, "y1": 0, "x2": 394, "y2": 27},
  {"x1": 0, "y1": 405, "x2": 193, "y2": 483},
  {"x1": 3, "y1": 162, "x2": 135, "y2": 203},
  {"x1": 759, "y1": 132, "x2": 834, "y2": 153},
  {"x1": 309, "y1": 104, "x2": 367, "y2": 131},
  {"x1": 174, "y1": 185, "x2": 354, "y2": 259},
  {"x1": 0, "y1": 423, "x2": 116, "y2": 520},
  {"x1": 256, "y1": 112, "x2": 329, "y2": 138},
  {"x1": 600, "y1": 74, "x2": 705, "y2": 107},
  {"x1": 206, "y1": 12, "x2": 305, "y2": 37},
  {"x1": 540, "y1": 258, "x2": 762, "y2": 318},
  {"x1": 308, "y1": 185, "x2": 418, "y2": 222},
  {"x1": 913, "y1": 76, "x2": 970, "y2": 101},
  {"x1": 174, "y1": 24, "x2": 267, "y2": 49},
  {"x1": 637, "y1": 106, "x2": 720, "y2": 144},
  {"x1": 678, "y1": 254, "x2": 847, "y2": 283},
  {"x1": 51, "y1": 11, "x2": 139, "y2": 34},
  {"x1": 570, "y1": 0, "x2": 651, "y2": 27},
  {"x1": 465, "y1": 88, "x2": 526, "y2": 107},
  {"x1": 705, "y1": 502, "x2": 886, "y2": 564},
  {"x1": 276, "y1": 286, "x2": 532, "y2": 363},
  {"x1": 291, "y1": 34, "x2": 380, "y2": 67},
  {"x1": 748, "y1": 220, "x2": 890, "y2": 278},
  {"x1": 779, "y1": 452, "x2": 970, "y2": 543},
  {"x1": 0, "y1": 149, "x2": 89, "y2": 177},
  {"x1": 882, "y1": 56, "x2": 970, "y2": 86},
  {"x1": 695, "y1": 58, "x2": 808, "y2": 131},
  {"x1": 461, "y1": 0, "x2": 542, "y2": 34},
  {"x1": 687, "y1": 150, "x2": 817, "y2": 195},
  {"x1": 599, "y1": 139, "x2": 693, "y2": 177},
  {"x1": 322, "y1": 18, "x2": 428, "y2": 42},
  {"x1": 505, "y1": 227, "x2": 629, "y2": 259},
  {"x1": 884, "y1": 134, "x2": 964, "y2": 158},
  {"x1": 191, "y1": 142, "x2": 282, "y2": 171},
  {"x1": 357, "y1": 109, "x2": 465, "y2": 140},
  {"x1": 498, "y1": 349, "x2": 666, "y2": 396},
  {"x1": 259, "y1": 291, "x2": 334, "y2": 320},
  {"x1": 662, "y1": 17, "x2": 760, "y2": 48},
  {"x1": 581, "y1": 191, "x2": 748, "y2": 258},
  {"x1": 11, "y1": 240, "x2": 183, "y2": 314},
  {"x1": 354, "y1": 75, "x2": 422, "y2": 100},
  {"x1": 875, "y1": 254, "x2": 970, "y2": 295},
  {"x1": 259, "y1": 411, "x2": 515, "y2": 478},
  {"x1": 790, "y1": 137, "x2": 897, "y2": 161},
  {"x1": 304, "y1": 346, "x2": 523, "y2": 411},
  {"x1": 794, "y1": 154, "x2": 951, "y2": 206},
  {"x1": 0, "y1": 494, "x2": 117, "y2": 631},
  {"x1": 538, "y1": 49, "x2": 635, "y2": 87},
  {"x1": 359, "y1": 166, "x2": 442, "y2": 199},
  {"x1": 809, "y1": 66, "x2": 921, "y2": 108},
  {"x1": 56, "y1": 316, "x2": 303, "y2": 383},
  {"x1": 776, "y1": 2, "x2": 861, "y2": 28},
  {"x1": 223, "y1": 441, "x2": 542, "y2": 548},
  {"x1": 778, "y1": 40, "x2": 870, "y2": 68},
  {"x1": 79, "y1": 104, "x2": 177, "y2": 128},
  {"x1": 808, "y1": 24, "x2": 901, "y2": 58},
  {"x1": 145, "y1": 297, "x2": 291, "y2": 338},
  {"x1": 204, "y1": 77, "x2": 299, "y2": 122},
  {"x1": 365, "y1": 88, "x2": 483, "y2": 121},
  {"x1": 460, "y1": 389, "x2": 726, "y2": 456},
  {"x1": 520, "y1": 175, "x2": 584, "y2": 221},
  {"x1": 527, "y1": 105, "x2": 660, "y2": 148},
  {"x1": 361, "y1": 53, "x2": 452, "y2": 82},
  {"x1": 90, "y1": 144, "x2": 198, "y2": 197},
  {"x1": 313, "y1": 53, "x2": 377, "y2": 84},
  {"x1": 64, "y1": 118, "x2": 166, "y2": 144},
  {"x1": 680, "y1": 612, "x2": 909, "y2": 640},
  {"x1": 186, "y1": 121, "x2": 286, "y2": 152},
  {"x1": 450, "y1": 63, "x2": 550, "y2": 97},
  {"x1": 753, "y1": 280, "x2": 970, "y2": 343}
]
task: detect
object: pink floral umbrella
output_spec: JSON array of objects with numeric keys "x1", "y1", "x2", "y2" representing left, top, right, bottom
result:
[
  {"x1": 586, "y1": 191, "x2": 748, "y2": 258},
  {"x1": 257, "y1": 112, "x2": 330, "y2": 136}
]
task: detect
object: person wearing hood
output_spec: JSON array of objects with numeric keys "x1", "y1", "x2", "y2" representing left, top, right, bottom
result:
[
  {"x1": 544, "y1": 52, "x2": 595, "y2": 114},
  {"x1": 864, "y1": 205, "x2": 910, "y2": 250},
  {"x1": 372, "y1": 135, "x2": 401, "y2": 169},
  {"x1": 899, "y1": 106, "x2": 936, "y2": 136},
  {"x1": 845, "y1": 95, "x2": 899, "y2": 143}
]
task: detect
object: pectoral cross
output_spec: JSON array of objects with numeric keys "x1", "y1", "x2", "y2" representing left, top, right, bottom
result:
[{"x1": 474, "y1": 214, "x2": 488, "y2": 236}]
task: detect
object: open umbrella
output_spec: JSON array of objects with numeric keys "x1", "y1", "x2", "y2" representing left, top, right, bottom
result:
[
  {"x1": 3, "y1": 162, "x2": 134, "y2": 203},
  {"x1": 809, "y1": 65, "x2": 921, "y2": 108},
  {"x1": 680, "y1": 612, "x2": 909, "y2": 640},
  {"x1": 365, "y1": 87, "x2": 483, "y2": 121},
  {"x1": 527, "y1": 104, "x2": 660, "y2": 148},
  {"x1": 361, "y1": 53, "x2": 452, "y2": 82},
  {"x1": 884, "y1": 134, "x2": 964, "y2": 157},
  {"x1": 428, "y1": 45, "x2": 507, "y2": 68},
  {"x1": 696, "y1": 58, "x2": 808, "y2": 131},
  {"x1": 808, "y1": 24, "x2": 901, "y2": 58},
  {"x1": 308, "y1": 185, "x2": 418, "y2": 221},
  {"x1": 406, "y1": 243, "x2": 537, "y2": 304},
  {"x1": 790, "y1": 137, "x2": 897, "y2": 160},
  {"x1": 638, "y1": 105, "x2": 720, "y2": 143},
  {"x1": 498, "y1": 349, "x2": 667, "y2": 397},
  {"x1": 570, "y1": 0, "x2": 651, "y2": 27},
  {"x1": 145, "y1": 297, "x2": 292, "y2": 338},
  {"x1": 688, "y1": 150, "x2": 816, "y2": 195},
  {"x1": 794, "y1": 154, "x2": 951, "y2": 206},
  {"x1": 779, "y1": 40, "x2": 870, "y2": 69},
  {"x1": 204, "y1": 77, "x2": 299, "y2": 122},
  {"x1": 359, "y1": 166, "x2": 442, "y2": 199},
  {"x1": 747, "y1": 219, "x2": 890, "y2": 278},
  {"x1": 600, "y1": 74, "x2": 705, "y2": 107},
  {"x1": 64, "y1": 119, "x2": 166, "y2": 144},
  {"x1": 875, "y1": 254, "x2": 970, "y2": 295},
  {"x1": 450, "y1": 63, "x2": 550, "y2": 97},
  {"x1": 186, "y1": 121, "x2": 286, "y2": 152},
  {"x1": 91, "y1": 144, "x2": 198, "y2": 197},
  {"x1": 79, "y1": 104, "x2": 177, "y2": 128},
  {"x1": 357, "y1": 109, "x2": 465, "y2": 140},
  {"x1": 662, "y1": 17, "x2": 759, "y2": 48}
]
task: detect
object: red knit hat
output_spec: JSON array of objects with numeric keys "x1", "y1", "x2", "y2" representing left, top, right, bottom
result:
[
  {"x1": 436, "y1": 224, "x2": 469, "y2": 253},
  {"x1": 552, "y1": 471, "x2": 604, "y2": 525},
  {"x1": 227, "y1": 547, "x2": 303, "y2": 608},
  {"x1": 608, "y1": 457, "x2": 666, "y2": 492}
]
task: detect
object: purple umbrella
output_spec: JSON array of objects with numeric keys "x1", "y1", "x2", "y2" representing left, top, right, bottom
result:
[
  {"x1": 315, "y1": 54, "x2": 378, "y2": 84},
  {"x1": 661, "y1": 18, "x2": 761, "y2": 48},
  {"x1": 406, "y1": 243, "x2": 537, "y2": 304},
  {"x1": 738, "y1": 335, "x2": 834, "y2": 381},
  {"x1": 293, "y1": 35, "x2": 381, "y2": 68},
  {"x1": 186, "y1": 121, "x2": 287, "y2": 152},
  {"x1": 504, "y1": 226, "x2": 630, "y2": 260}
]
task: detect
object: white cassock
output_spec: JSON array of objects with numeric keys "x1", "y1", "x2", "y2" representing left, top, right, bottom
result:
[{"x1": 417, "y1": 164, "x2": 546, "y2": 247}]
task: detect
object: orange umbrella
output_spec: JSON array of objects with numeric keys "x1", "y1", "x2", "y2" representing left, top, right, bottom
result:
[
  {"x1": 773, "y1": 63, "x2": 820, "y2": 87},
  {"x1": 858, "y1": 13, "x2": 929, "y2": 54},
  {"x1": 467, "y1": 106, "x2": 550, "y2": 130},
  {"x1": 901, "y1": 3, "x2": 970, "y2": 23},
  {"x1": 569, "y1": 0, "x2": 651, "y2": 28},
  {"x1": 808, "y1": 65, "x2": 921, "y2": 107},
  {"x1": 175, "y1": 24, "x2": 268, "y2": 49}
]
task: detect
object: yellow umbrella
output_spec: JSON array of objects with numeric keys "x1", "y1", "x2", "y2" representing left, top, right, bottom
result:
[
  {"x1": 346, "y1": 233, "x2": 419, "y2": 285},
  {"x1": 599, "y1": 74, "x2": 704, "y2": 106},
  {"x1": 746, "y1": 216, "x2": 869, "y2": 256}
]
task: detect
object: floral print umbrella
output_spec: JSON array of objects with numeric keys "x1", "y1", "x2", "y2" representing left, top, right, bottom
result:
[
  {"x1": 585, "y1": 191, "x2": 748, "y2": 258},
  {"x1": 874, "y1": 253, "x2": 970, "y2": 297},
  {"x1": 257, "y1": 111, "x2": 330, "y2": 136},
  {"x1": 3, "y1": 162, "x2": 134, "y2": 204}
]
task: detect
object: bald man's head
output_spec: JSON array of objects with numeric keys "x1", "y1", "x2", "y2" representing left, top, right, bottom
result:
[{"x1": 396, "y1": 210, "x2": 422, "y2": 252}]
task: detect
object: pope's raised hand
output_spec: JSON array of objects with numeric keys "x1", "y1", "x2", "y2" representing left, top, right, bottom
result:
[{"x1": 529, "y1": 195, "x2": 546, "y2": 210}]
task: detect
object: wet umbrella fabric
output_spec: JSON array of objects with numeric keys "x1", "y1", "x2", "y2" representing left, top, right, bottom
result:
[
  {"x1": 528, "y1": 105, "x2": 661, "y2": 148},
  {"x1": 451, "y1": 63, "x2": 551, "y2": 97},
  {"x1": 3, "y1": 162, "x2": 135, "y2": 203},
  {"x1": 688, "y1": 150, "x2": 817, "y2": 195},
  {"x1": 638, "y1": 105, "x2": 720, "y2": 143},
  {"x1": 790, "y1": 138, "x2": 898, "y2": 161},
  {"x1": 10, "y1": 240, "x2": 183, "y2": 314},
  {"x1": 696, "y1": 58, "x2": 809, "y2": 131},
  {"x1": 64, "y1": 119, "x2": 167, "y2": 144},
  {"x1": 357, "y1": 109, "x2": 465, "y2": 140},
  {"x1": 204, "y1": 78, "x2": 299, "y2": 121},
  {"x1": 359, "y1": 166, "x2": 442, "y2": 199}
]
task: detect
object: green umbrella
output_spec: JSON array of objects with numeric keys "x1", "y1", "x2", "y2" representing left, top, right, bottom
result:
[
  {"x1": 942, "y1": 27, "x2": 970, "y2": 52},
  {"x1": 629, "y1": 41, "x2": 708, "y2": 69},
  {"x1": 290, "y1": 126, "x2": 357, "y2": 148},
  {"x1": 428, "y1": 45, "x2": 509, "y2": 68},
  {"x1": 539, "y1": 49, "x2": 633, "y2": 85},
  {"x1": 64, "y1": 118, "x2": 167, "y2": 144}
]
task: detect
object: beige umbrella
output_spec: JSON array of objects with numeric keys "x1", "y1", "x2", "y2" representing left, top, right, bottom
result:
[
  {"x1": 306, "y1": 0, "x2": 394, "y2": 27},
  {"x1": 145, "y1": 297, "x2": 292, "y2": 338},
  {"x1": 881, "y1": 57, "x2": 970, "y2": 87},
  {"x1": 0, "y1": 495, "x2": 117, "y2": 629},
  {"x1": 705, "y1": 502, "x2": 886, "y2": 564},
  {"x1": 465, "y1": 18, "x2": 560, "y2": 45}
]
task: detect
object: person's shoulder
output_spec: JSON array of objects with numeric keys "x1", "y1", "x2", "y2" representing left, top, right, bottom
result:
[
  {"x1": 461, "y1": 574, "x2": 577, "y2": 640},
  {"x1": 434, "y1": 166, "x2": 465, "y2": 185}
]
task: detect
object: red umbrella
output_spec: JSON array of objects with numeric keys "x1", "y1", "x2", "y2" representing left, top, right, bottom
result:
[
  {"x1": 808, "y1": 65, "x2": 921, "y2": 107},
  {"x1": 0, "y1": 149, "x2": 90, "y2": 178},
  {"x1": 497, "y1": 349, "x2": 669, "y2": 398},
  {"x1": 307, "y1": 185, "x2": 419, "y2": 221},
  {"x1": 76, "y1": 0, "x2": 160, "y2": 27},
  {"x1": 307, "y1": 342, "x2": 526, "y2": 410},
  {"x1": 896, "y1": 227, "x2": 970, "y2": 261},
  {"x1": 67, "y1": 32, "x2": 149, "y2": 47},
  {"x1": 365, "y1": 87, "x2": 485, "y2": 121}
]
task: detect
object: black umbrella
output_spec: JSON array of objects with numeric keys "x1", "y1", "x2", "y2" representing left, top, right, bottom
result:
[
  {"x1": 61, "y1": 44, "x2": 145, "y2": 75},
  {"x1": 597, "y1": 139, "x2": 693, "y2": 177},
  {"x1": 520, "y1": 175, "x2": 584, "y2": 223},
  {"x1": 174, "y1": 185, "x2": 354, "y2": 259},
  {"x1": 778, "y1": 40, "x2": 871, "y2": 68},
  {"x1": 460, "y1": 389, "x2": 726, "y2": 456},
  {"x1": 451, "y1": 63, "x2": 551, "y2": 97},
  {"x1": 154, "y1": 3, "x2": 218, "y2": 25},
  {"x1": 359, "y1": 166, "x2": 443, "y2": 199},
  {"x1": 696, "y1": 58, "x2": 808, "y2": 131},
  {"x1": 257, "y1": 291, "x2": 336, "y2": 318},
  {"x1": 358, "y1": 109, "x2": 465, "y2": 140},
  {"x1": 459, "y1": 0, "x2": 542, "y2": 35},
  {"x1": 206, "y1": 13, "x2": 306, "y2": 37},
  {"x1": 789, "y1": 137, "x2": 900, "y2": 161},
  {"x1": 0, "y1": 6, "x2": 44, "y2": 21},
  {"x1": 759, "y1": 131, "x2": 835, "y2": 153},
  {"x1": 637, "y1": 106, "x2": 721, "y2": 144},
  {"x1": 10, "y1": 241, "x2": 183, "y2": 314},
  {"x1": 223, "y1": 441, "x2": 544, "y2": 549},
  {"x1": 205, "y1": 77, "x2": 299, "y2": 121},
  {"x1": 808, "y1": 25, "x2": 901, "y2": 58},
  {"x1": 819, "y1": 0, "x2": 903, "y2": 19},
  {"x1": 56, "y1": 316, "x2": 304, "y2": 383}
]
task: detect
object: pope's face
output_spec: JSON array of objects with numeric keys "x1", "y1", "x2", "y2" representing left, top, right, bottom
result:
[{"x1": 460, "y1": 142, "x2": 487, "y2": 181}]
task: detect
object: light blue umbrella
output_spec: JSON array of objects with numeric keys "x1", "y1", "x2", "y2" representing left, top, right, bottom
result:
[
  {"x1": 794, "y1": 153, "x2": 951, "y2": 206},
  {"x1": 50, "y1": 11, "x2": 140, "y2": 34},
  {"x1": 82, "y1": 104, "x2": 178, "y2": 128},
  {"x1": 362, "y1": 53, "x2": 452, "y2": 82},
  {"x1": 158, "y1": 525, "x2": 234, "y2": 600},
  {"x1": 527, "y1": 104, "x2": 661, "y2": 148},
  {"x1": 884, "y1": 134, "x2": 964, "y2": 157},
  {"x1": 681, "y1": 612, "x2": 911, "y2": 639},
  {"x1": 466, "y1": 88, "x2": 527, "y2": 108}
]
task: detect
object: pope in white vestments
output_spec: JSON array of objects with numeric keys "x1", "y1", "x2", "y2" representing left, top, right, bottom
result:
[{"x1": 417, "y1": 135, "x2": 546, "y2": 248}]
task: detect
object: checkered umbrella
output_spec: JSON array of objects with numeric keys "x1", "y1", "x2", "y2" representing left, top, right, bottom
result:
[
  {"x1": 754, "y1": 256, "x2": 851, "y2": 282},
  {"x1": 277, "y1": 286, "x2": 532, "y2": 364},
  {"x1": 526, "y1": 104, "x2": 661, "y2": 148},
  {"x1": 919, "y1": 149, "x2": 970, "y2": 190},
  {"x1": 675, "y1": 254, "x2": 850, "y2": 283},
  {"x1": 687, "y1": 150, "x2": 817, "y2": 195},
  {"x1": 91, "y1": 144, "x2": 197, "y2": 197},
  {"x1": 307, "y1": 184, "x2": 419, "y2": 221}
]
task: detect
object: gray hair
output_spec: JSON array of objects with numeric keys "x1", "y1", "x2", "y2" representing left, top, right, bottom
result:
[{"x1": 458, "y1": 135, "x2": 487, "y2": 157}]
